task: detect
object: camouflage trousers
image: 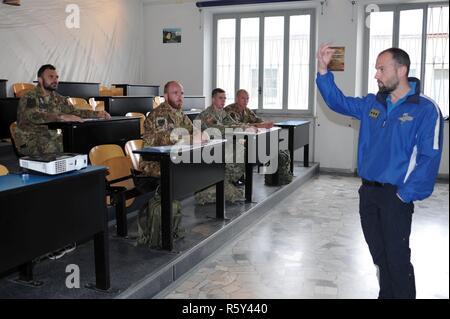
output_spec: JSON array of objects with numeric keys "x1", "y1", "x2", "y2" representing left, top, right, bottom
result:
[
  {"x1": 15, "y1": 129, "x2": 63, "y2": 156},
  {"x1": 136, "y1": 190, "x2": 184, "y2": 248},
  {"x1": 195, "y1": 163, "x2": 245, "y2": 205}
]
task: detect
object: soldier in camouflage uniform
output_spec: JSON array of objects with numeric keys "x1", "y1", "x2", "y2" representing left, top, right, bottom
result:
[
  {"x1": 137, "y1": 81, "x2": 202, "y2": 247},
  {"x1": 138, "y1": 81, "x2": 195, "y2": 177},
  {"x1": 15, "y1": 64, "x2": 110, "y2": 156},
  {"x1": 194, "y1": 88, "x2": 246, "y2": 205},
  {"x1": 225, "y1": 89, "x2": 292, "y2": 185},
  {"x1": 224, "y1": 89, "x2": 274, "y2": 128}
]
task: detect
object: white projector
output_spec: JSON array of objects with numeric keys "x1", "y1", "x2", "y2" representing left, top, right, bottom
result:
[{"x1": 19, "y1": 153, "x2": 88, "y2": 175}]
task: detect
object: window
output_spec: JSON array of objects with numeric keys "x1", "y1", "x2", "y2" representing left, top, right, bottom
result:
[
  {"x1": 364, "y1": 3, "x2": 449, "y2": 117},
  {"x1": 214, "y1": 9, "x2": 315, "y2": 113}
]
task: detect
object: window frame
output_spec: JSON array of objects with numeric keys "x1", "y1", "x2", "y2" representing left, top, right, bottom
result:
[
  {"x1": 363, "y1": 1, "x2": 449, "y2": 103},
  {"x1": 213, "y1": 9, "x2": 316, "y2": 116}
]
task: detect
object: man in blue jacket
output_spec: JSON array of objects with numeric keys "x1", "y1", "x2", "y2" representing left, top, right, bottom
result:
[{"x1": 316, "y1": 44, "x2": 444, "y2": 299}]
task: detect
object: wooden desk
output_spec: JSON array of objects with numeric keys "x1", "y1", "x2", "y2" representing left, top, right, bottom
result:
[
  {"x1": 112, "y1": 84, "x2": 159, "y2": 96},
  {"x1": 134, "y1": 140, "x2": 226, "y2": 251},
  {"x1": 0, "y1": 166, "x2": 110, "y2": 290},
  {"x1": 231, "y1": 127, "x2": 280, "y2": 202},
  {"x1": 275, "y1": 120, "x2": 310, "y2": 174},
  {"x1": 48, "y1": 116, "x2": 140, "y2": 154}
]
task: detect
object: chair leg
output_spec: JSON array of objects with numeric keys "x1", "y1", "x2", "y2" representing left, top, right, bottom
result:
[{"x1": 113, "y1": 191, "x2": 128, "y2": 237}]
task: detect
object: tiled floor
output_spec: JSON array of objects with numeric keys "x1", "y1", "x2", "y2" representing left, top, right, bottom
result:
[{"x1": 159, "y1": 174, "x2": 449, "y2": 299}]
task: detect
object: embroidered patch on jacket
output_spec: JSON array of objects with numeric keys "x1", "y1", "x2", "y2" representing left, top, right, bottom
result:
[
  {"x1": 369, "y1": 108, "x2": 380, "y2": 119},
  {"x1": 399, "y1": 113, "x2": 414, "y2": 123},
  {"x1": 156, "y1": 117, "x2": 168, "y2": 130}
]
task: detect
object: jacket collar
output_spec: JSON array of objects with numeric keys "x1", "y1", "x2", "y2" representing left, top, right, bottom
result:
[{"x1": 376, "y1": 77, "x2": 421, "y2": 106}]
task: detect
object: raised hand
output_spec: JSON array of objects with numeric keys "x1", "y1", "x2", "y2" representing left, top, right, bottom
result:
[{"x1": 316, "y1": 43, "x2": 336, "y2": 75}]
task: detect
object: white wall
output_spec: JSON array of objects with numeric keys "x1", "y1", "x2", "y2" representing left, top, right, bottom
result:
[
  {"x1": 0, "y1": 0, "x2": 144, "y2": 96},
  {"x1": 143, "y1": 1, "x2": 205, "y2": 95},
  {"x1": 142, "y1": 0, "x2": 448, "y2": 176}
]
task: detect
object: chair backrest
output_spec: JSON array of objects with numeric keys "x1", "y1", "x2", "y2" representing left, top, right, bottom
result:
[
  {"x1": 111, "y1": 87, "x2": 123, "y2": 96},
  {"x1": 9, "y1": 121, "x2": 22, "y2": 157},
  {"x1": 124, "y1": 139, "x2": 143, "y2": 172},
  {"x1": 88, "y1": 98, "x2": 105, "y2": 111},
  {"x1": 99, "y1": 85, "x2": 112, "y2": 96},
  {"x1": 13, "y1": 83, "x2": 34, "y2": 97},
  {"x1": 125, "y1": 112, "x2": 145, "y2": 136},
  {"x1": 152, "y1": 96, "x2": 165, "y2": 109},
  {"x1": 67, "y1": 97, "x2": 93, "y2": 111},
  {"x1": 89, "y1": 144, "x2": 125, "y2": 166},
  {"x1": 0, "y1": 164, "x2": 8, "y2": 176}
]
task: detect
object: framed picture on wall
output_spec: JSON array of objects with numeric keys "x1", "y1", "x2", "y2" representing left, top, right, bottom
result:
[
  {"x1": 329, "y1": 46, "x2": 345, "y2": 71},
  {"x1": 163, "y1": 28, "x2": 181, "y2": 44}
]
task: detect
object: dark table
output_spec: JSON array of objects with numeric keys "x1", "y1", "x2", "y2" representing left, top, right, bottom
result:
[
  {"x1": 0, "y1": 79, "x2": 6, "y2": 98},
  {"x1": 0, "y1": 97, "x2": 19, "y2": 140},
  {"x1": 0, "y1": 166, "x2": 110, "y2": 290},
  {"x1": 275, "y1": 120, "x2": 310, "y2": 174},
  {"x1": 134, "y1": 140, "x2": 226, "y2": 251},
  {"x1": 90, "y1": 96, "x2": 154, "y2": 116},
  {"x1": 231, "y1": 127, "x2": 280, "y2": 202},
  {"x1": 112, "y1": 84, "x2": 159, "y2": 96},
  {"x1": 34, "y1": 81, "x2": 100, "y2": 98},
  {"x1": 48, "y1": 116, "x2": 140, "y2": 154}
]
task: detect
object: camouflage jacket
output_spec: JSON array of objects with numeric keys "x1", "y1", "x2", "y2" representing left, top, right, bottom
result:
[
  {"x1": 15, "y1": 86, "x2": 99, "y2": 155},
  {"x1": 194, "y1": 105, "x2": 244, "y2": 135},
  {"x1": 139, "y1": 102, "x2": 193, "y2": 177},
  {"x1": 224, "y1": 103, "x2": 263, "y2": 124}
]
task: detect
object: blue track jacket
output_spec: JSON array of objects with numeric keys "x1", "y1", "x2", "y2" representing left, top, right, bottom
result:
[{"x1": 316, "y1": 71, "x2": 444, "y2": 203}]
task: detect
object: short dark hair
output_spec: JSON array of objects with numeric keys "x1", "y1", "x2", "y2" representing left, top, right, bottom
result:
[
  {"x1": 379, "y1": 48, "x2": 411, "y2": 75},
  {"x1": 212, "y1": 88, "x2": 225, "y2": 97},
  {"x1": 37, "y1": 64, "x2": 56, "y2": 78}
]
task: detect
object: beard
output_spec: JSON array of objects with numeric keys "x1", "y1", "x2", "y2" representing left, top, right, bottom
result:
[
  {"x1": 377, "y1": 78, "x2": 399, "y2": 94},
  {"x1": 167, "y1": 98, "x2": 183, "y2": 109},
  {"x1": 43, "y1": 81, "x2": 58, "y2": 92}
]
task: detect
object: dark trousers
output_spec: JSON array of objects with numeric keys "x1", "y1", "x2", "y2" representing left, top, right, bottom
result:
[{"x1": 358, "y1": 182, "x2": 416, "y2": 299}]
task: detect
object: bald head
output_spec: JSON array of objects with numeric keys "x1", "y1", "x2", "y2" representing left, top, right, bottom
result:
[
  {"x1": 163, "y1": 81, "x2": 184, "y2": 109},
  {"x1": 235, "y1": 89, "x2": 249, "y2": 109}
]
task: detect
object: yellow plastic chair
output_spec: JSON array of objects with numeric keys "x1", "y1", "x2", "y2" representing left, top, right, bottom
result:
[
  {"x1": 125, "y1": 112, "x2": 145, "y2": 136},
  {"x1": 0, "y1": 164, "x2": 8, "y2": 176},
  {"x1": 152, "y1": 96, "x2": 165, "y2": 109},
  {"x1": 125, "y1": 139, "x2": 143, "y2": 172},
  {"x1": 111, "y1": 87, "x2": 124, "y2": 96},
  {"x1": 67, "y1": 97, "x2": 93, "y2": 111},
  {"x1": 89, "y1": 144, "x2": 139, "y2": 237},
  {"x1": 13, "y1": 83, "x2": 34, "y2": 97}
]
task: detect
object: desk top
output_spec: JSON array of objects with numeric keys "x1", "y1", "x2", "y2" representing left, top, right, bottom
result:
[
  {"x1": 0, "y1": 166, "x2": 106, "y2": 193},
  {"x1": 232, "y1": 126, "x2": 281, "y2": 136},
  {"x1": 48, "y1": 116, "x2": 138, "y2": 125},
  {"x1": 112, "y1": 84, "x2": 159, "y2": 88},
  {"x1": 135, "y1": 139, "x2": 227, "y2": 155},
  {"x1": 275, "y1": 120, "x2": 310, "y2": 127},
  {"x1": 0, "y1": 79, "x2": 7, "y2": 82}
]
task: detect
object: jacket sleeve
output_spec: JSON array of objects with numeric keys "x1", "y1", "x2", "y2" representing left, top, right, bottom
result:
[
  {"x1": 18, "y1": 95, "x2": 59, "y2": 124},
  {"x1": 397, "y1": 105, "x2": 444, "y2": 203},
  {"x1": 316, "y1": 71, "x2": 369, "y2": 120}
]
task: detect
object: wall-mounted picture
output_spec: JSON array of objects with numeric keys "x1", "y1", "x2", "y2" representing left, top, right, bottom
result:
[
  {"x1": 163, "y1": 28, "x2": 181, "y2": 43},
  {"x1": 329, "y1": 46, "x2": 345, "y2": 71}
]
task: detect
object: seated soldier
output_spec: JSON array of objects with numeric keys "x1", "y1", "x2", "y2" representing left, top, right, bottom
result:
[
  {"x1": 137, "y1": 81, "x2": 207, "y2": 247},
  {"x1": 224, "y1": 89, "x2": 274, "y2": 129},
  {"x1": 15, "y1": 64, "x2": 110, "y2": 156},
  {"x1": 194, "y1": 88, "x2": 246, "y2": 205},
  {"x1": 225, "y1": 89, "x2": 292, "y2": 186}
]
